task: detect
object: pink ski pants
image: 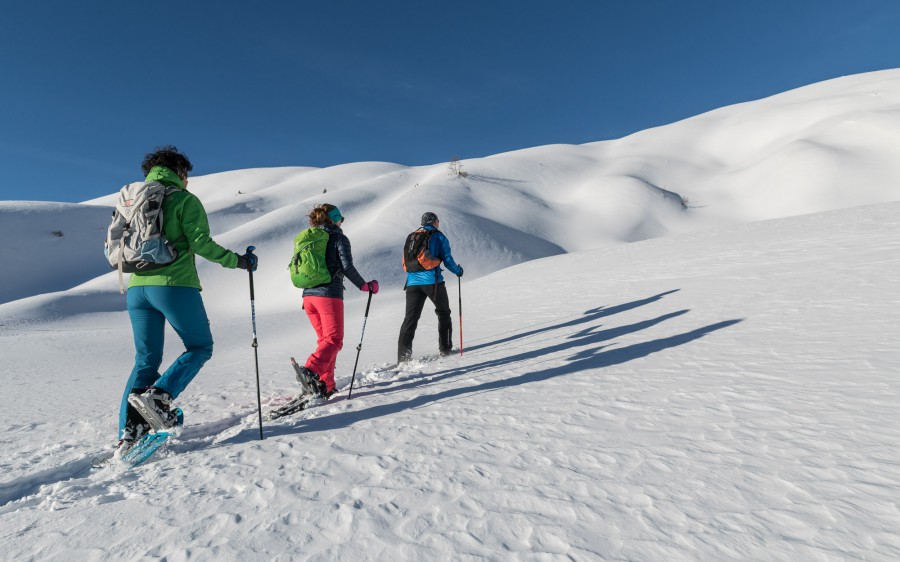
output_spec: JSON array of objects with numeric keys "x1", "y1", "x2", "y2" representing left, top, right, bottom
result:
[{"x1": 302, "y1": 296, "x2": 344, "y2": 391}]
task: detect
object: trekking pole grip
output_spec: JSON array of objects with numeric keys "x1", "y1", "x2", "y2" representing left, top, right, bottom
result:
[
  {"x1": 246, "y1": 246, "x2": 257, "y2": 303},
  {"x1": 246, "y1": 246, "x2": 257, "y2": 345}
]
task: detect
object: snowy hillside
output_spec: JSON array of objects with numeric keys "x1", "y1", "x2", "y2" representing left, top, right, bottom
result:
[
  {"x1": 2, "y1": 201, "x2": 898, "y2": 560},
  {"x1": 1, "y1": 69, "x2": 899, "y2": 559},
  {"x1": 0, "y1": 202, "x2": 112, "y2": 304},
  {"x1": 5, "y1": 70, "x2": 900, "y2": 311}
]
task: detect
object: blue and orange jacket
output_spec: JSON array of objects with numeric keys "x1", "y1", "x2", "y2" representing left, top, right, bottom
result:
[{"x1": 405, "y1": 225, "x2": 462, "y2": 287}]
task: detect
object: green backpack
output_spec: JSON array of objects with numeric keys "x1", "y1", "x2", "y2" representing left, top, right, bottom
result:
[{"x1": 288, "y1": 228, "x2": 333, "y2": 288}]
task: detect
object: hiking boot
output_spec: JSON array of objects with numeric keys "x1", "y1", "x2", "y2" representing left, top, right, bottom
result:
[
  {"x1": 127, "y1": 387, "x2": 179, "y2": 432},
  {"x1": 294, "y1": 366, "x2": 330, "y2": 398},
  {"x1": 116, "y1": 412, "x2": 151, "y2": 456}
]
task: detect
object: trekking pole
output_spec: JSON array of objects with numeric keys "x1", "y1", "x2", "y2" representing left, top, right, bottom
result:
[
  {"x1": 347, "y1": 288, "x2": 374, "y2": 399},
  {"x1": 246, "y1": 246, "x2": 264, "y2": 440},
  {"x1": 458, "y1": 275, "x2": 463, "y2": 356}
]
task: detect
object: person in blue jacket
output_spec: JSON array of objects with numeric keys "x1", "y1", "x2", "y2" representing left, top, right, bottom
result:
[{"x1": 398, "y1": 211, "x2": 463, "y2": 362}]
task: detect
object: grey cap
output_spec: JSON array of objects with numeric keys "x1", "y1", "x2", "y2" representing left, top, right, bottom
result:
[{"x1": 421, "y1": 212, "x2": 438, "y2": 226}]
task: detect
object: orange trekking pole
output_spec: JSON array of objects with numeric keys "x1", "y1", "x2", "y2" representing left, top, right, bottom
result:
[{"x1": 458, "y1": 276, "x2": 463, "y2": 356}]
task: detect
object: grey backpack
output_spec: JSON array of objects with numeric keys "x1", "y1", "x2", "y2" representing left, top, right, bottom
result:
[{"x1": 104, "y1": 181, "x2": 179, "y2": 292}]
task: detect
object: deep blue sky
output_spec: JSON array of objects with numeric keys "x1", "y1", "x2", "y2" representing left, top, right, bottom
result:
[{"x1": 2, "y1": 0, "x2": 898, "y2": 202}]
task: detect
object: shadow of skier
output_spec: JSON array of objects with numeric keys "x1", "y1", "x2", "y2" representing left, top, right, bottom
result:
[
  {"x1": 358, "y1": 309, "x2": 692, "y2": 399},
  {"x1": 354, "y1": 290, "x2": 682, "y2": 394},
  {"x1": 462, "y1": 289, "x2": 681, "y2": 354},
  {"x1": 224, "y1": 317, "x2": 742, "y2": 443}
]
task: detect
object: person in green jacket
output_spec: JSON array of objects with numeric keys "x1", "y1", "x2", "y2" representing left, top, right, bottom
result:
[{"x1": 120, "y1": 146, "x2": 257, "y2": 451}]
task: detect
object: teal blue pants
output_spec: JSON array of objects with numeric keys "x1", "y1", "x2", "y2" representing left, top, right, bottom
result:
[{"x1": 120, "y1": 286, "x2": 213, "y2": 434}]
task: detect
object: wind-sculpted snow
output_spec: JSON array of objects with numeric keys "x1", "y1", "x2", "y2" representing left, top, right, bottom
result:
[{"x1": 1, "y1": 70, "x2": 900, "y2": 560}]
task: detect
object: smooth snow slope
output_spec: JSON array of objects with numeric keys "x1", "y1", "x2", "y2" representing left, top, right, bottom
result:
[
  {"x1": 0, "y1": 201, "x2": 898, "y2": 560},
  {"x1": 4, "y1": 70, "x2": 900, "y2": 311}
]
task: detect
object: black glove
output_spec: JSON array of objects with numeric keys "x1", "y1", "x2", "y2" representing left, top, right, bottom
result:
[
  {"x1": 237, "y1": 253, "x2": 258, "y2": 272},
  {"x1": 456, "y1": 265, "x2": 463, "y2": 277}
]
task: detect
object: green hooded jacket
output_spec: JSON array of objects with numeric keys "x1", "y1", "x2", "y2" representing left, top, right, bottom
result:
[{"x1": 128, "y1": 166, "x2": 238, "y2": 290}]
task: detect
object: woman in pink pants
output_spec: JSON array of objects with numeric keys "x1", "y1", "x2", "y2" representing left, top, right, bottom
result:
[{"x1": 295, "y1": 204, "x2": 378, "y2": 397}]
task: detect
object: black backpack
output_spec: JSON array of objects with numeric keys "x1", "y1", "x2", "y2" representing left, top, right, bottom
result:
[{"x1": 402, "y1": 228, "x2": 441, "y2": 272}]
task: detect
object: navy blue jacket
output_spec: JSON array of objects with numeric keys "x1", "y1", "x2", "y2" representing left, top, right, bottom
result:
[
  {"x1": 302, "y1": 223, "x2": 366, "y2": 299},
  {"x1": 405, "y1": 225, "x2": 462, "y2": 286}
]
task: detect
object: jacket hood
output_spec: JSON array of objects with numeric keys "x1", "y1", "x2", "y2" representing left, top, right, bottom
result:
[{"x1": 145, "y1": 166, "x2": 185, "y2": 190}]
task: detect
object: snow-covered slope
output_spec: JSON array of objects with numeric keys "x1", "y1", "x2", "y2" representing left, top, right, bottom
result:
[
  {"x1": 5, "y1": 70, "x2": 900, "y2": 310},
  {"x1": 0, "y1": 202, "x2": 112, "y2": 304},
  {"x1": 1, "y1": 201, "x2": 898, "y2": 560},
  {"x1": 1, "y1": 69, "x2": 900, "y2": 560}
]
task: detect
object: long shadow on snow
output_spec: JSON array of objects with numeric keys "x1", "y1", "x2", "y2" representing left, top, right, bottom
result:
[
  {"x1": 463, "y1": 173, "x2": 528, "y2": 187},
  {"x1": 359, "y1": 308, "x2": 691, "y2": 398},
  {"x1": 223, "y1": 316, "x2": 742, "y2": 444},
  {"x1": 464, "y1": 290, "x2": 680, "y2": 354},
  {"x1": 0, "y1": 297, "x2": 692, "y2": 506},
  {"x1": 356, "y1": 291, "x2": 680, "y2": 393}
]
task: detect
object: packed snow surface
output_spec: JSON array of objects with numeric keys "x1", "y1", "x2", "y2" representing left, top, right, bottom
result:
[{"x1": 1, "y1": 70, "x2": 899, "y2": 560}]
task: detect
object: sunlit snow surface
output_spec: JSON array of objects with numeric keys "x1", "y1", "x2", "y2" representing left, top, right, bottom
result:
[{"x1": 1, "y1": 70, "x2": 899, "y2": 560}]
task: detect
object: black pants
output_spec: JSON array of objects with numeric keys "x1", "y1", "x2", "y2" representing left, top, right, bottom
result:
[{"x1": 398, "y1": 282, "x2": 452, "y2": 362}]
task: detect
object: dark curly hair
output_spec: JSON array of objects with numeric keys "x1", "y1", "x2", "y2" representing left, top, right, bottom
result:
[{"x1": 141, "y1": 145, "x2": 193, "y2": 179}]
